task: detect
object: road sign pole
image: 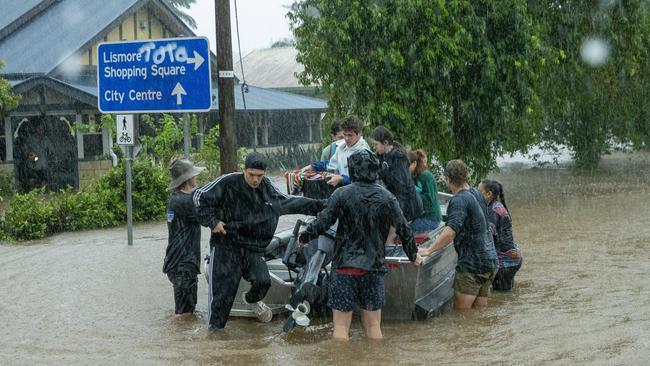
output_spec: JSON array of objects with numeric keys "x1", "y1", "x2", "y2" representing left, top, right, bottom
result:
[
  {"x1": 125, "y1": 145, "x2": 133, "y2": 246},
  {"x1": 183, "y1": 112, "x2": 190, "y2": 159}
]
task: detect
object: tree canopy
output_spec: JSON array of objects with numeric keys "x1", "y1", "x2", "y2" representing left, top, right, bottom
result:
[
  {"x1": 532, "y1": 0, "x2": 650, "y2": 170},
  {"x1": 289, "y1": 0, "x2": 650, "y2": 174}
]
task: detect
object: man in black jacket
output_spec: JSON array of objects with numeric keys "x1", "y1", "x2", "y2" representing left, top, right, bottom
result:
[
  {"x1": 193, "y1": 152, "x2": 325, "y2": 332},
  {"x1": 299, "y1": 149, "x2": 422, "y2": 340}
]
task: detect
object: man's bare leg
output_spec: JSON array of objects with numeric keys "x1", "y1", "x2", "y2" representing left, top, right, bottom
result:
[
  {"x1": 332, "y1": 310, "x2": 353, "y2": 341},
  {"x1": 454, "y1": 291, "x2": 477, "y2": 310},
  {"x1": 360, "y1": 309, "x2": 383, "y2": 340},
  {"x1": 473, "y1": 296, "x2": 489, "y2": 308}
]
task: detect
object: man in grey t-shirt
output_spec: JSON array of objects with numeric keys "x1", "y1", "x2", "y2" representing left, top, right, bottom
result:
[{"x1": 418, "y1": 159, "x2": 497, "y2": 309}]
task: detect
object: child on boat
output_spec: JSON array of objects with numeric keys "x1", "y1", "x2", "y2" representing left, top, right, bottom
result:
[
  {"x1": 478, "y1": 180, "x2": 523, "y2": 291},
  {"x1": 370, "y1": 126, "x2": 423, "y2": 222},
  {"x1": 406, "y1": 149, "x2": 443, "y2": 232},
  {"x1": 302, "y1": 115, "x2": 370, "y2": 188}
]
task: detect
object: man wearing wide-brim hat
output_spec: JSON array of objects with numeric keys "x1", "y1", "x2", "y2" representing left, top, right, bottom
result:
[
  {"x1": 163, "y1": 159, "x2": 206, "y2": 316},
  {"x1": 193, "y1": 152, "x2": 326, "y2": 332}
]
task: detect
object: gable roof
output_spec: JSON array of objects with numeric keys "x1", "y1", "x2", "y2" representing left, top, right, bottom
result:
[
  {"x1": 0, "y1": 0, "x2": 195, "y2": 75},
  {"x1": 234, "y1": 47, "x2": 315, "y2": 89}
]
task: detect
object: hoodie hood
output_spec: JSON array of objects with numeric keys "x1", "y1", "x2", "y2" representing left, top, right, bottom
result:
[{"x1": 347, "y1": 150, "x2": 380, "y2": 183}]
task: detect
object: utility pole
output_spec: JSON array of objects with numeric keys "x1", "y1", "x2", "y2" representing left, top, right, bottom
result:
[{"x1": 215, "y1": 0, "x2": 237, "y2": 173}]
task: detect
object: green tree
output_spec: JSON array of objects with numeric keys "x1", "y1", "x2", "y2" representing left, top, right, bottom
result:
[
  {"x1": 289, "y1": 0, "x2": 545, "y2": 178},
  {"x1": 533, "y1": 0, "x2": 650, "y2": 170},
  {"x1": 163, "y1": 0, "x2": 198, "y2": 29},
  {"x1": 0, "y1": 60, "x2": 21, "y2": 118}
]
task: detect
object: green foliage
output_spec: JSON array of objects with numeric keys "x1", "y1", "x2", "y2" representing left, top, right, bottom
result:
[
  {"x1": 1, "y1": 157, "x2": 169, "y2": 241},
  {"x1": 0, "y1": 60, "x2": 21, "y2": 116},
  {"x1": 140, "y1": 114, "x2": 197, "y2": 166},
  {"x1": 289, "y1": 0, "x2": 545, "y2": 179},
  {"x1": 3, "y1": 188, "x2": 53, "y2": 240},
  {"x1": 49, "y1": 187, "x2": 124, "y2": 232},
  {"x1": 532, "y1": 0, "x2": 650, "y2": 170},
  {"x1": 94, "y1": 158, "x2": 169, "y2": 222},
  {"x1": 0, "y1": 171, "x2": 14, "y2": 198},
  {"x1": 194, "y1": 123, "x2": 221, "y2": 178}
]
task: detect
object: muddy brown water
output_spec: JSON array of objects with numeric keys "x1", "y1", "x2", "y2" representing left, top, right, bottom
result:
[{"x1": 1, "y1": 152, "x2": 649, "y2": 365}]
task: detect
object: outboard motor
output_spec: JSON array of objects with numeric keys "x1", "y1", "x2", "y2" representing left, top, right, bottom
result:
[{"x1": 282, "y1": 219, "x2": 336, "y2": 332}]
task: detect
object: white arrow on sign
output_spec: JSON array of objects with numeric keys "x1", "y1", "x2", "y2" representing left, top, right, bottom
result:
[
  {"x1": 171, "y1": 82, "x2": 187, "y2": 104},
  {"x1": 186, "y1": 50, "x2": 205, "y2": 70}
]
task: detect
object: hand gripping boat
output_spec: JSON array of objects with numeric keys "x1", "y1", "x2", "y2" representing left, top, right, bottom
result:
[{"x1": 204, "y1": 189, "x2": 456, "y2": 328}]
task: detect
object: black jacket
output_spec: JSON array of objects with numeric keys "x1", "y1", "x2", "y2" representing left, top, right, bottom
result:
[
  {"x1": 301, "y1": 181, "x2": 418, "y2": 272},
  {"x1": 193, "y1": 173, "x2": 325, "y2": 252},
  {"x1": 378, "y1": 148, "x2": 423, "y2": 221},
  {"x1": 163, "y1": 191, "x2": 201, "y2": 274}
]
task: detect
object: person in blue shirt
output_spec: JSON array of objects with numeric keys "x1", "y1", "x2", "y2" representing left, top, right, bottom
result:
[{"x1": 302, "y1": 115, "x2": 370, "y2": 187}]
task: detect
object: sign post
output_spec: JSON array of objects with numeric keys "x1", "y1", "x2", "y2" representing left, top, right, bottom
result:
[
  {"x1": 98, "y1": 37, "x2": 212, "y2": 245},
  {"x1": 116, "y1": 115, "x2": 134, "y2": 245}
]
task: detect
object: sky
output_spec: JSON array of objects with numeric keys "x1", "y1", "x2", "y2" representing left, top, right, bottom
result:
[{"x1": 186, "y1": 0, "x2": 295, "y2": 58}]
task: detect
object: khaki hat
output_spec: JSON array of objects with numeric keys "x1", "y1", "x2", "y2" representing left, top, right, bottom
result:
[{"x1": 169, "y1": 159, "x2": 205, "y2": 189}]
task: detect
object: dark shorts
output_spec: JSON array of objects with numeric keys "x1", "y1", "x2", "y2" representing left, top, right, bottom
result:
[
  {"x1": 453, "y1": 270, "x2": 497, "y2": 298},
  {"x1": 168, "y1": 271, "x2": 198, "y2": 314},
  {"x1": 327, "y1": 271, "x2": 385, "y2": 312}
]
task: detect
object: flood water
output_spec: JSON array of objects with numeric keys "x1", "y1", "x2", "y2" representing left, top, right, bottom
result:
[{"x1": 1, "y1": 152, "x2": 649, "y2": 365}]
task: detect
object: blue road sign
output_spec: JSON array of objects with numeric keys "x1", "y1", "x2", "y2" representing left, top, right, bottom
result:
[{"x1": 97, "y1": 37, "x2": 212, "y2": 113}]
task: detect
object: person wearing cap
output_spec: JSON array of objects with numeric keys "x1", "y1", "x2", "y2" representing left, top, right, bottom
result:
[
  {"x1": 299, "y1": 149, "x2": 423, "y2": 341},
  {"x1": 163, "y1": 158, "x2": 206, "y2": 316},
  {"x1": 193, "y1": 152, "x2": 326, "y2": 332}
]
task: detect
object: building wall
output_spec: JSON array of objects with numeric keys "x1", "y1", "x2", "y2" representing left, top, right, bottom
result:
[
  {"x1": 78, "y1": 160, "x2": 113, "y2": 189},
  {"x1": 85, "y1": 7, "x2": 168, "y2": 67}
]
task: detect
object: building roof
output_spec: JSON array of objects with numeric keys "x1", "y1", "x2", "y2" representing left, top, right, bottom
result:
[
  {"x1": 227, "y1": 84, "x2": 326, "y2": 111},
  {"x1": 0, "y1": 0, "x2": 43, "y2": 33},
  {"x1": 11, "y1": 76, "x2": 327, "y2": 111},
  {"x1": 0, "y1": 0, "x2": 195, "y2": 75},
  {"x1": 1, "y1": 0, "x2": 326, "y2": 113},
  {"x1": 234, "y1": 47, "x2": 314, "y2": 89}
]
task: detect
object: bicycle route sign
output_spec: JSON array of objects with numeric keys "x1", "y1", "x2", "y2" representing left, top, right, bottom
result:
[
  {"x1": 116, "y1": 115, "x2": 135, "y2": 145},
  {"x1": 97, "y1": 37, "x2": 212, "y2": 113}
]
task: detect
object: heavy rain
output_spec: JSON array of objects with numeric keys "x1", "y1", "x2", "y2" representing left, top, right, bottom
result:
[{"x1": 1, "y1": 0, "x2": 649, "y2": 365}]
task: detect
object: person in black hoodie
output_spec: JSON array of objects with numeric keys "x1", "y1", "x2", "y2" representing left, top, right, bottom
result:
[
  {"x1": 163, "y1": 159, "x2": 206, "y2": 316},
  {"x1": 370, "y1": 126, "x2": 423, "y2": 222},
  {"x1": 193, "y1": 152, "x2": 325, "y2": 332},
  {"x1": 299, "y1": 149, "x2": 422, "y2": 341}
]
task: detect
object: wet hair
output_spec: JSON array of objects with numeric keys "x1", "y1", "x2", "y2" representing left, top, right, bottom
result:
[
  {"x1": 481, "y1": 179, "x2": 509, "y2": 213},
  {"x1": 244, "y1": 152, "x2": 268, "y2": 171},
  {"x1": 371, "y1": 125, "x2": 406, "y2": 153},
  {"x1": 339, "y1": 115, "x2": 363, "y2": 134},
  {"x1": 330, "y1": 119, "x2": 342, "y2": 136},
  {"x1": 444, "y1": 159, "x2": 469, "y2": 186},
  {"x1": 406, "y1": 149, "x2": 428, "y2": 178}
]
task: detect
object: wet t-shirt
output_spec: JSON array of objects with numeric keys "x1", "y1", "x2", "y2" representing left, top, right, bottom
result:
[
  {"x1": 163, "y1": 191, "x2": 201, "y2": 274},
  {"x1": 445, "y1": 188, "x2": 497, "y2": 274}
]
